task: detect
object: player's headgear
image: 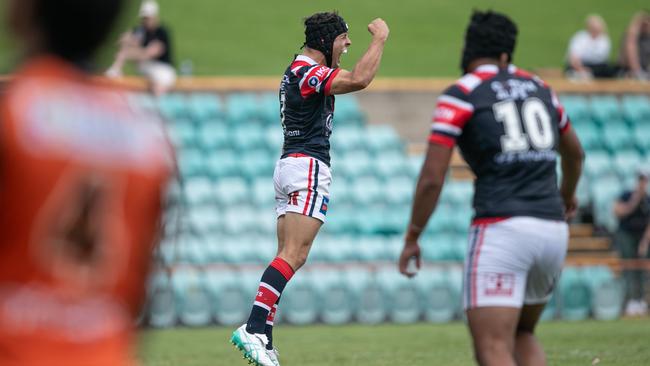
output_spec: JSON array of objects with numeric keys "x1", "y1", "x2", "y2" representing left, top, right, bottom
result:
[
  {"x1": 34, "y1": 0, "x2": 125, "y2": 62},
  {"x1": 304, "y1": 12, "x2": 349, "y2": 68},
  {"x1": 460, "y1": 10, "x2": 518, "y2": 73}
]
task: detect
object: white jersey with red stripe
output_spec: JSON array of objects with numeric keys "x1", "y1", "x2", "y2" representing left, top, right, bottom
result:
[{"x1": 429, "y1": 64, "x2": 571, "y2": 221}]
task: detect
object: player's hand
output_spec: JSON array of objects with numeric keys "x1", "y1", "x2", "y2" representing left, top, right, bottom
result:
[
  {"x1": 563, "y1": 195, "x2": 578, "y2": 222},
  {"x1": 398, "y1": 239, "x2": 421, "y2": 278},
  {"x1": 368, "y1": 18, "x2": 389, "y2": 42}
]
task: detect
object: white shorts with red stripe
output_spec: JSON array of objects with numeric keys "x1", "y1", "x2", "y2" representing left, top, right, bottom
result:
[
  {"x1": 274, "y1": 155, "x2": 331, "y2": 223},
  {"x1": 463, "y1": 216, "x2": 569, "y2": 310}
]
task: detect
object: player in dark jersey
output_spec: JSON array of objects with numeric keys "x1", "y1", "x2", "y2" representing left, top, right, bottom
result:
[
  {"x1": 231, "y1": 12, "x2": 389, "y2": 366},
  {"x1": 398, "y1": 11, "x2": 584, "y2": 366}
]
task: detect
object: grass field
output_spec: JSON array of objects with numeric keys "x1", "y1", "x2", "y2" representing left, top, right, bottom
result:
[
  {"x1": 0, "y1": 1, "x2": 648, "y2": 76},
  {"x1": 139, "y1": 318, "x2": 650, "y2": 366}
]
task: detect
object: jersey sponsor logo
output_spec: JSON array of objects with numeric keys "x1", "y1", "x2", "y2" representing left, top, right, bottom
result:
[
  {"x1": 319, "y1": 196, "x2": 329, "y2": 216},
  {"x1": 482, "y1": 272, "x2": 515, "y2": 296},
  {"x1": 314, "y1": 66, "x2": 329, "y2": 79},
  {"x1": 286, "y1": 130, "x2": 301, "y2": 137},
  {"x1": 434, "y1": 106, "x2": 456, "y2": 122},
  {"x1": 308, "y1": 76, "x2": 319, "y2": 88},
  {"x1": 491, "y1": 80, "x2": 539, "y2": 100}
]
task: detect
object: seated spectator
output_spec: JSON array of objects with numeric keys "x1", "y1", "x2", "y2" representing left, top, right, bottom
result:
[
  {"x1": 565, "y1": 14, "x2": 618, "y2": 80},
  {"x1": 614, "y1": 168, "x2": 650, "y2": 316},
  {"x1": 106, "y1": 0, "x2": 176, "y2": 95},
  {"x1": 618, "y1": 10, "x2": 650, "y2": 80}
]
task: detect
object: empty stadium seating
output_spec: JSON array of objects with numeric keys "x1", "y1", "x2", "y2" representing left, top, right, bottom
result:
[{"x1": 141, "y1": 91, "x2": 650, "y2": 326}]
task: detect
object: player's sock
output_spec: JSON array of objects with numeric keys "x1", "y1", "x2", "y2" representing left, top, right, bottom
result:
[
  {"x1": 246, "y1": 257, "x2": 294, "y2": 335},
  {"x1": 264, "y1": 301, "x2": 279, "y2": 350}
]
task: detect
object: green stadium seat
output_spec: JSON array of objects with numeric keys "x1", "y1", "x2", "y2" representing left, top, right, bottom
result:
[
  {"x1": 558, "y1": 267, "x2": 591, "y2": 321},
  {"x1": 172, "y1": 268, "x2": 212, "y2": 327},
  {"x1": 560, "y1": 95, "x2": 590, "y2": 122},
  {"x1": 374, "y1": 151, "x2": 410, "y2": 180},
  {"x1": 415, "y1": 268, "x2": 458, "y2": 323},
  {"x1": 366, "y1": 125, "x2": 403, "y2": 153},
  {"x1": 281, "y1": 272, "x2": 320, "y2": 324},
  {"x1": 313, "y1": 270, "x2": 355, "y2": 324},
  {"x1": 322, "y1": 205, "x2": 357, "y2": 235},
  {"x1": 258, "y1": 93, "x2": 280, "y2": 126},
  {"x1": 231, "y1": 125, "x2": 266, "y2": 152},
  {"x1": 196, "y1": 121, "x2": 229, "y2": 150},
  {"x1": 251, "y1": 178, "x2": 275, "y2": 208},
  {"x1": 226, "y1": 93, "x2": 261, "y2": 125},
  {"x1": 380, "y1": 205, "x2": 410, "y2": 235},
  {"x1": 204, "y1": 150, "x2": 239, "y2": 178},
  {"x1": 407, "y1": 155, "x2": 425, "y2": 179},
  {"x1": 589, "y1": 95, "x2": 622, "y2": 125},
  {"x1": 147, "y1": 271, "x2": 177, "y2": 327},
  {"x1": 187, "y1": 205, "x2": 220, "y2": 236},
  {"x1": 350, "y1": 176, "x2": 383, "y2": 206},
  {"x1": 347, "y1": 269, "x2": 388, "y2": 324},
  {"x1": 444, "y1": 181, "x2": 474, "y2": 207},
  {"x1": 239, "y1": 150, "x2": 274, "y2": 179},
  {"x1": 338, "y1": 151, "x2": 373, "y2": 179},
  {"x1": 128, "y1": 92, "x2": 158, "y2": 112},
  {"x1": 187, "y1": 93, "x2": 224, "y2": 123},
  {"x1": 183, "y1": 177, "x2": 216, "y2": 206},
  {"x1": 158, "y1": 93, "x2": 189, "y2": 120},
  {"x1": 573, "y1": 123, "x2": 602, "y2": 151},
  {"x1": 613, "y1": 150, "x2": 643, "y2": 179},
  {"x1": 328, "y1": 177, "x2": 352, "y2": 206},
  {"x1": 222, "y1": 205, "x2": 258, "y2": 235},
  {"x1": 331, "y1": 126, "x2": 366, "y2": 152},
  {"x1": 219, "y1": 239, "x2": 256, "y2": 264},
  {"x1": 334, "y1": 95, "x2": 366, "y2": 126},
  {"x1": 633, "y1": 124, "x2": 650, "y2": 151},
  {"x1": 601, "y1": 123, "x2": 634, "y2": 152},
  {"x1": 254, "y1": 209, "x2": 277, "y2": 235},
  {"x1": 621, "y1": 95, "x2": 650, "y2": 126},
  {"x1": 177, "y1": 148, "x2": 206, "y2": 177},
  {"x1": 166, "y1": 119, "x2": 197, "y2": 148},
  {"x1": 214, "y1": 177, "x2": 248, "y2": 206},
  {"x1": 583, "y1": 151, "x2": 614, "y2": 180},
  {"x1": 591, "y1": 177, "x2": 623, "y2": 231},
  {"x1": 377, "y1": 270, "x2": 421, "y2": 323},
  {"x1": 424, "y1": 209, "x2": 453, "y2": 235},
  {"x1": 385, "y1": 176, "x2": 414, "y2": 205},
  {"x1": 449, "y1": 207, "x2": 474, "y2": 234},
  {"x1": 575, "y1": 175, "x2": 591, "y2": 208},
  {"x1": 263, "y1": 126, "x2": 284, "y2": 153},
  {"x1": 205, "y1": 270, "x2": 250, "y2": 325},
  {"x1": 356, "y1": 236, "x2": 390, "y2": 262},
  {"x1": 583, "y1": 266, "x2": 623, "y2": 320}
]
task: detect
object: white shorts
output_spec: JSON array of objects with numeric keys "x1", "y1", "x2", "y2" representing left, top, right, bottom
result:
[
  {"x1": 274, "y1": 155, "x2": 331, "y2": 223},
  {"x1": 463, "y1": 217, "x2": 569, "y2": 310},
  {"x1": 139, "y1": 61, "x2": 177, "y2": 89}
]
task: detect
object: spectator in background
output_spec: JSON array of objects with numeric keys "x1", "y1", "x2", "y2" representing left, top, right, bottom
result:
[
  {"x1": 619, "y1": 10, "x2": 650, "y2": 81},
  {"x1": 106, "y1": 0, "x2": 176, "y2": 95},
  {"x1": 565, "y1": 14, "x2": 618, "y2": 80},
  {"x1": 614, "y1": 168, "x2": 650, "y2": 316}
]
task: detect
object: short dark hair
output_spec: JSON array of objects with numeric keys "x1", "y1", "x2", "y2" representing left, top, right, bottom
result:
[
  {"x1": 460, "y1": 10, "x2": 518, "y2": 73},
  {"x1": 34, "y1": 0, "x2": 124, "y2": 62}
]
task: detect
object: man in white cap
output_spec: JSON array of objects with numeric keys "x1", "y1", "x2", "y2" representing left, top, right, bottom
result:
[{"x1": 106, "y1": 0, "x2": 176, "y2": 95}]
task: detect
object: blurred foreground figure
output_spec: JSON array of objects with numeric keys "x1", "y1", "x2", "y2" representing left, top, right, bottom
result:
[{"x1": 0, "y1": 0, "x2": 174, "y2": 365}]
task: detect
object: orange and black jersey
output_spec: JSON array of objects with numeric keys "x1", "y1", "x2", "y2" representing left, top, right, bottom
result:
[
  {"x1": 430, "y1": 64, "x2": 571, "y2": 221},
  {"x1": 0, "y1": 56, "x2": 174, "y2": 366},
  {"x1": 280, "y1": 55, "x2": 340, "y2": 166}
]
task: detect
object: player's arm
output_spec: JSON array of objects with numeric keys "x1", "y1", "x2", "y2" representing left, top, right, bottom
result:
[
  {"x1": 398, "y1": 144, "x2": 452, "y2": 277},
  {"x1": 558, "y1": 125, "x2": 585, "y2": 220},
  {"x1": 122, "y1": 40, "x2": 165, "y2": 61},
  {"x1": 329, "y1": 18, "x2": 389, "y2": 95},
  {"x1": 614, "y1": 191, "x2": 643, "y2": 218},
  {"x1": 638, "y1": 221, "x2": 650, "y2": 257}
]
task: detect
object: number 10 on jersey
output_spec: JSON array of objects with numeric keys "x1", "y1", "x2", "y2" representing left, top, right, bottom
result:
[{"x1": 493, "y1": 98, "x2": 554, "y2": 153}]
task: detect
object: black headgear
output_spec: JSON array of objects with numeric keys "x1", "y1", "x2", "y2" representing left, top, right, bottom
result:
[
  {"x1": 460, "y1": 11, "x2": 518, "y2": 74},
  {"x1": 304, "y1": 12, "x2": 349, "y2": 67}
]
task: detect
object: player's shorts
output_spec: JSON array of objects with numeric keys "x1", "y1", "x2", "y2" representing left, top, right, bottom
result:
[
  {"x1": 274, "y1": 154, "x2": 331, "y2": 223},
  {"x1": 463, "y1": 216, "x2": 569, "y2": 310},
  {"x1": 138, "y1": 61, "x2": 177, "y2": 90}
]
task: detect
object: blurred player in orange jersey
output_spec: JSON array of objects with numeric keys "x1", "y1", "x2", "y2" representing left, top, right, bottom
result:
[{"x1": 0, "y1": 0, "x2": 174, "y2": 365}]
